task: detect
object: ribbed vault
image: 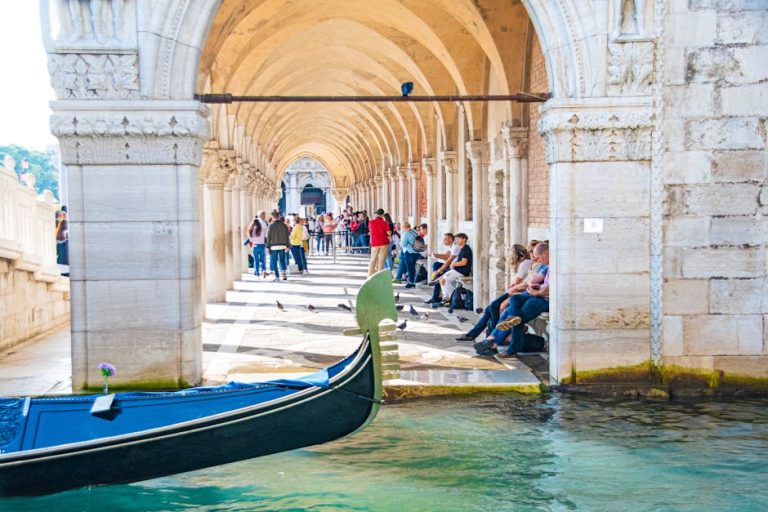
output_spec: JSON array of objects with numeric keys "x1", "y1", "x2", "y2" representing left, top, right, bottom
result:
[{"x1": 199, "y1": 0, "x2": 534, "y2": 187}]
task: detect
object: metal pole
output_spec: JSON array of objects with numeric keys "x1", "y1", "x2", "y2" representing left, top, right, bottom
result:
[{"x1": 195, "y1": 93, "x2": 550, "y2": 104}]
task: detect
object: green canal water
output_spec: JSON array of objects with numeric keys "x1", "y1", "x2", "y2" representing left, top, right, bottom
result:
[{"x1": 3, "y1": 394, "x2": 767, "y2": 511}]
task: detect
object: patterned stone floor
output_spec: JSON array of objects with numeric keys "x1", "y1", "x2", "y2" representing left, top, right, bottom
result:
[{"x1": 0, "y1": 253, "x2": 542, "y2": 398}]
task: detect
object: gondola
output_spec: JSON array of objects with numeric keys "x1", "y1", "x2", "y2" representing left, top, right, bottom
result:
[{"x1": 0, "y1": 271, "x2": 397, "y2": 497}]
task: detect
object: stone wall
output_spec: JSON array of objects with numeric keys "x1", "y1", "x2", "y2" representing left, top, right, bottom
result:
[
  {"x1": 527, "y1": 33, "x2": 549, "y2": 233},
  {"x1": 0, "y1": 258, "x2": 69, "y2": 352},
  {"x1": 662, "y1": 0, "x2": 768, "y2": 379}
]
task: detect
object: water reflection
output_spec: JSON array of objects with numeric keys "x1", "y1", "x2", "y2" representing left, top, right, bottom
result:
[{"x1": 3, "y1": 394, "x2": 767, "y2": 511}]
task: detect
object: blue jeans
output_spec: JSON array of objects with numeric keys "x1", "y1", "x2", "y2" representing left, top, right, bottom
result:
[
  {"x1": 252, "y1": 244, "x2": 267, "y2": 274},
  {"x1": 403, "y1": 252, "x2": 419, "y2": 284},
  {"x1": 290, "y1": 245, "x2": 306, "y2": 271},
  {"x1": 490, "y1": 293, "x2": 549, "y2": 354},
  {"x1": 395, "y1": 255, "x2": 406, "y2": 280},
  {"x1": 270, "y1": 249, "x2": 288, "y2": 278},
  {"x1": 467, "y1": 292, "x2": 510, "y2": 338}
]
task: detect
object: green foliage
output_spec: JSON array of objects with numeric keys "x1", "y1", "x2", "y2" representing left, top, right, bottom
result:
[{"x1": 0, "y1": 144, "x2": 59, "y2": 200}]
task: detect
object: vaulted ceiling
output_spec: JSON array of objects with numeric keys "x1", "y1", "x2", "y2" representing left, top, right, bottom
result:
[{"x1": 198, "y1": 0, "x2": 535, "y2": 186}]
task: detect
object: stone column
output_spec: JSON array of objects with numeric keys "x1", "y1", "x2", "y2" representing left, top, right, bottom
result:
[
  {"x1": 466, "y1": 141, "x2": 490, "y2": 309},
  {"x1": 487, "y1": 137, "x2": 507, "y2": 299},
  {"x1": 396, "y1": 168, "x2": 407, "y2": 224},
  {"x1": 223, "y1": 172, "x2": 234, "y2": 287},
  {"x1": 52, "y1": 101, "x2": 208, "y2": 389},
  {"x1": 456, "y1": 105, "x2": 469, "y2": 222},
  {"x1": 436, "y1": 157, "x2": 445, "y2": 224},
  {"x1": 408, "y1": 163, "x2": 420, "y2": 225},
  {"x1": 203, "y1": 151, "x2": 233, "y2": 304},
  {"x1": 373, "y1": 175, "x2": 383, "y2": 211},
  {"x1": 332, "y1": 188, "x2": 347, "y2": 214},
  {"x1": 230, "y1": 171, "x2": 243, "y2": 281},
  {"x1": 539, "y1": 99, "x2": 654, "y2": 383},
  {"x1": 504, "y1": 127, "x2": 529, "y2": 248},
  {"x1": 422, "y1": 157, "x2": 438, "y2": 250},
  {"x1": 380, "y1": 170, "x2": 389, "y2": 211},
  {"x1": 240, "y1": 184, "x2": 251, "y2": 275},
  {"x1": 442, "y1": 151, "x2": 458, "y2": 231}
]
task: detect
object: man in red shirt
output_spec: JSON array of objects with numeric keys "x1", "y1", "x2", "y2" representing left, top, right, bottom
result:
[{"x1": 368, "y1": 208, "x2": 392, "y2": 276}]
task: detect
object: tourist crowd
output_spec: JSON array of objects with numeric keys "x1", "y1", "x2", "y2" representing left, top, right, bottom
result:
[{"x1": 243, "y1": 204, "x2": 549, "y2": 358}]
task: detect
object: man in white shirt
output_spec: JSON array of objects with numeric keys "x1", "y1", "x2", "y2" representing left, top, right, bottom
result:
[{"x1": 429, "y1": 233, "x2": 459, "y2": 285}]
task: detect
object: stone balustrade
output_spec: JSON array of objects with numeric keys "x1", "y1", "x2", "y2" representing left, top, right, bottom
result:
[{"x1": 0, "y1": 165, "x2": 69, "y2": 352}]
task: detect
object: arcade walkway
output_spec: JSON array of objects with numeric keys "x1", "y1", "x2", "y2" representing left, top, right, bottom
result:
[{"x1": 0, "y1": 253, "x2": 541, "y2": 398}]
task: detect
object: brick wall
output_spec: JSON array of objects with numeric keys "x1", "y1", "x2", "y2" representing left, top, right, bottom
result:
[{"x1": 527, "y1": 34, "x2": 549, "y2": 229}]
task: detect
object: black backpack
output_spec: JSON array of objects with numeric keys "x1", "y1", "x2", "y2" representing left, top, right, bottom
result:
[{"x1": 449, "y1": 287, "x2": 473, "y2": 310}]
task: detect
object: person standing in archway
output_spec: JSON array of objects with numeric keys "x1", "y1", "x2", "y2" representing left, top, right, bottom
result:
[
  {"x1": 266, "y1": 210, "x2": 290, "y2": 281},
  {"x1": 247, "y1": 211, "x2": 269, "y2": 278},
  {"x1": 368, "y1": 208, "x2": 391, "y2": 276}
]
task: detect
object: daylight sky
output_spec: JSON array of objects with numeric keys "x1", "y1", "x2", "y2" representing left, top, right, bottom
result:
[{"x1": 0, "y1": 3, "x2": 57, "y2": 150}]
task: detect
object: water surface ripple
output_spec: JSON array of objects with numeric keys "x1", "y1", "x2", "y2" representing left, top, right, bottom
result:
[{"x1": 3, "y1": 394, "x2": 767, "y2": 511}]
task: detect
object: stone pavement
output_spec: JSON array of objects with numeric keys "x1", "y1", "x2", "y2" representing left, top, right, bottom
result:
[{"x1": 0, "y1": 253, "x2": 542, "y2": 399}]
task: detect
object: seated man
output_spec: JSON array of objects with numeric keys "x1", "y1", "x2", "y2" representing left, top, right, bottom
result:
[
  {"x1": 473, "y1": 243, "x2": 550, "y2": 357},
  {"x1": 429, "y1": 233, "x2": 458, "y2": 282},
  {"x1": 436, "y1": 233, "x2": 472, "y2": 304}
]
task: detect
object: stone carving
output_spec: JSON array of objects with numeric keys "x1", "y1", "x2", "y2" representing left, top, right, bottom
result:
[
  {"x1": 64, "y1": 0, "x2": 127, "y2": 45},
  {"x1": 612, "y1": 0, "x2": 647, "y2": 40},
  {"x1": 0, "y1": 399, "x2": 22, "y2": 449},
  {"x1": 50, "y1": 108, "x2": 209, "y2": 166},
  {"x1": 539, "y1": 107, "x2": 654, "y2": 163},
  {"x1": 48, "y1": 53, "x2": 139, "y2": 99},
  {"x1": 607, "y1": 42, "x2": 654, "y2": 95}
]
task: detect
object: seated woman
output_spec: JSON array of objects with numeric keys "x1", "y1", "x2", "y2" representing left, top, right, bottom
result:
[{"x1": 455, "y1": 242, "x2": 535, "y2": 342}]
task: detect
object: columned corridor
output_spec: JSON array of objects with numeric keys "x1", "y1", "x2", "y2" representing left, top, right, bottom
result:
[{"x1": 0, "y1": 253, "x2": 539, "y2": 397}]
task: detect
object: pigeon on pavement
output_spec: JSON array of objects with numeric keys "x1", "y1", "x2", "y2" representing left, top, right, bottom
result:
[
  {"x1": 276, "y1": 300, "x2": 285, "y2": 311},
  {"x1": 409, "y1": 305, "x2": 418, "y2": 316},
  {"x1": 396, "y1": 304, "x2": 404, "y2": 311},
  {"x1": 458, "y1": 316, "x2": 469, "y2": 323},
  {"x1": 337, "y1": 303, "x2": 352, "y2": 311},
  {"x1": 397, "y1": 319, "x2": 407, "y2": 331},
  {"x1": 394, "y1": 292, "x2": 400, "y2": 303},
  {"x1": 307, "y1": 304, "x2": 317, "y2": 313}
]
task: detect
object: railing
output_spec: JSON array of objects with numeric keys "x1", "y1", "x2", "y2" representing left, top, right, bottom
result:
[{"x1": 0, "y1": 165, "x2": 61, "y2": 283}]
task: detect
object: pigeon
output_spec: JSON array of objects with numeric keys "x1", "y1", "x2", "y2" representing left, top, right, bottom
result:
[
  {"x1": 396, "y1": 304, "x2": 404, "y2": 311},
  {"x1": 276, "y1": 300, "x2": 285, "y2": 311},
  {"x1": 307, "y1": 304, "x2": 317, "y2": 313},
  {"x1": 337, "y1": 303, "x2": 352, "y2": 312},
  {"x1": 475, "y1": 308, "x2": 484, "y2": 314},
  {"x1": 397, "y1": 319, "x2": 407, "y2": 331},
  {"x1": 458, "y1": 317, "x2": 469, "y2": 323},
  {"x1": 409, "y1": 305, "x2": 418, "y2": 317},
  {"x1": 420, "y1": 312, "x2": 430, "y2": 321},
  {"x1": 448, "y1": 307, "x2": 454, "y2": 314},
  {"x1": 394, "y1": 292, "x2": 400, "y2": 303}
]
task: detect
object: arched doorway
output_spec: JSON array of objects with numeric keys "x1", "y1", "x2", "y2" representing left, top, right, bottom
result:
[
  {"x1": 49, "y1": 0, "x2": 763, "y2": 390},
  {"x1": 301, "y1": 184, "x2": 326, "y2": 214}
]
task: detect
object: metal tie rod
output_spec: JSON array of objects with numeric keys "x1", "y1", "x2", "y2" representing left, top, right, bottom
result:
[{"x1": 194, "y1": 92, "x2": 550, "y2": 104}]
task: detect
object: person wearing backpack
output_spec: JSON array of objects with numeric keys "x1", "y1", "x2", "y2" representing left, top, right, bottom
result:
[{"x1": 400, "y1": 223, "x2": 428, "y2": 288}]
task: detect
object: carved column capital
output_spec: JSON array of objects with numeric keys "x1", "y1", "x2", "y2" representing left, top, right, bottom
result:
[
  {"x1": 465, "y1": 141, "x2": 490, "y2": 168},
  {"x1": 422, "y1": 157, "x2": 437, "y2": 176},
  {"x1": 50, "y1": 101, "x2": 210, "y2": 166},
  {"x1": 441, "y1": 151, "x2": 458, "y2": 173},
  {"x1": 538, "y1": 98, "x2": 654, "y2": 164},
  {"x1": 501, "y1": 126, "x2": 529, "y2": 159}
]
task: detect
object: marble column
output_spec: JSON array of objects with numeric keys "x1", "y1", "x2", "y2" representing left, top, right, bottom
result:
[
  {"x1": 374, "y1": 175, "x2": 383, "y2": 211},
  {"x1": 408, "y1": 163, "x2": 420, "y2": 225},
  {"x1": 422, "y1": 157, "x2": 438, "y2": 250},
  {"x1": 52, "y1": 102, "x2": 208, "y2": 389},
  {"x1": 240, "y1": 185, "x2": 251, "y2": 273},
  {"x1": 223, "y1": 173, "x2": 234, "y2": 287},
  {"x1": 230, "y1": 176, "x2": 242, "y2": 281},
  {"x1": 442, "y1": 151, "x2": 458, "y2": 231},
  {"x1": 456, "y1": 105, "x2": 469, "y2": 222},
  {"x1": 396, "y1": 168, "x2": 407, "y2": 224},
  {"x1": 504, "y1": 127, "x2": 529, "y2": 248},
  {"x1": 380, "y1": 171, "x2": 389, "y2": 212},
  {"x1": 467, "y1": 141, "x2": 490, "y2": 309},
  {"x1": 436, "y1": 156, "x2": 445, "y2": 224},
  {"x1": 203, "y1": 153, "x2": 232, "y2": 304},
  {"x1": 488, "y1": 137, "x2": 507, "y2": 299}
]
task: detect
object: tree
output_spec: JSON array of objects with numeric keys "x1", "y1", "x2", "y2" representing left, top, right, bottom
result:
[{"x1": 0, "y1": 144, "x2": 59, "y2": 200}]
